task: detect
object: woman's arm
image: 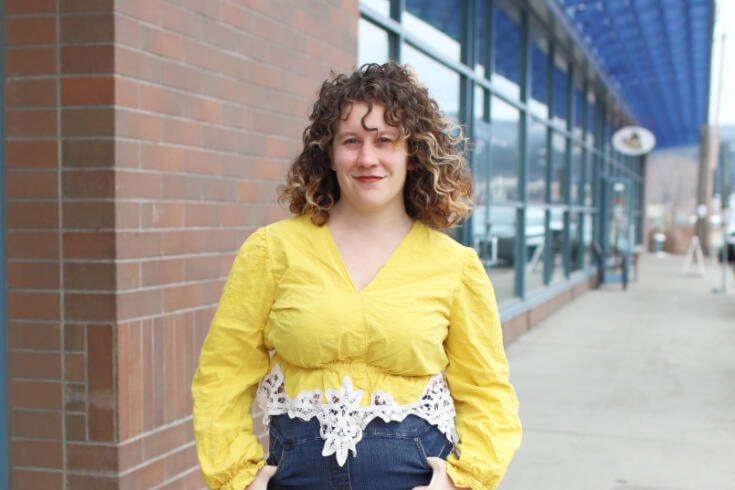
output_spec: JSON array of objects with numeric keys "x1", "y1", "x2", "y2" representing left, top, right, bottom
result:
[
  {"x1": 192, "y1": 228, "x2": 276, "y2": 490},
  {"x1": 442, "y1": 248, "x2": 522, "y2": 490}
]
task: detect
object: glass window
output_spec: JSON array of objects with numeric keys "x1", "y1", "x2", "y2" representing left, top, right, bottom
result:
[
  {"x1": 487, "y1": 205, "x2": 518, "y2": 303},
  {"x1": 550, "y1": 132, "x2": 566, "y2": 203},
  {"x1": 525, "y1": 206, "x2": 546, "y2": 293},
  {"x1": 552, "y1": 58, "x2": 568, "y2": 128},
  {"x1": 530, "y1": 36, "x2": 549, "y2": 117},
  {"x1": 583, "y1": 212, "x2": 593, "y2": 267},
  {"x1": 474, "y1": 0, "x2": 488, "y2": 76},
  {"x1": 583, "y1": 150, "x2": 594, "y2": 206},
  {"x1": 549, "y1": 207, "x2": 565, "y2": 284},
  {"x1": 402, "y1": 44, "x2": 460, "y2": 121},
  {"x1": 570, "y1": 211, "x2": 581, "y2": 273},
  {"x1": 492, "y1": 2, "x2": 521, "y2": 99},
  {"x1": 571, "y1": 143, "x2": 583, "y2": 204},
  {"x1": 490, "y1": 96, "x2": 521, "y2": 202},
  {"x1": 358, "y1": 19, "x2": 390, "y2": 66},
  {"x1": 360, "y1": 0, "x2": 390, "y2": 16},
  {"x1": 586, "y1": 91, "x2": 595, "y2": 147},
  {"x1": 528, "y1": 118, "x2": 547, "y2": 204},
  {"x1": 573, "y1": 84, "x2": 584, "y2": 140},
  {"x1": 404, "y1": 0, "x2": 461, "y2": 61}
]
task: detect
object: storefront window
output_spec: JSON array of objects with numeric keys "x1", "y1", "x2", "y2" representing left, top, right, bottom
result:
[
  {"x1": 404, "y1": 0, "x2": 461, "y2": 61},
  {"x1": 358, "y1": 19, "x2": 389, "y2": 65},
  {"x1": 492, "y1": 2, "x2": 521, "y2": 99},
  {"x1": 549, "y1": 207, "x2": 565, "y2": 284},
  {"x1": 485, "y1": 205, "x2": 518, "y2": 302},
  {"x1": 570, "y1": 211, "x2": 581, "y2": 272},
  {"x1": 552, "y1": 59, "x2": 568, "y2": 128},
  {"x1": 403, "y1": 44, "x2": 460, "y2": 121},
  {"x1": 528, "y1": 118, "x2": 547, "y2": 204},
  {"x1": 490, "y1": 96, "x2": 520, "y2": 202},
  {"x1": 525, "y1": 206, "x2": 546, "y2": 293},
  {"x1": 550, "y1": 131, "x2": 566, "y2": 203},
  {"x1": 586, "y1": 92, "x2": 596, "y2": 148},
  {"x1": 573, "y1": 85, "x2": 584, "y2": 140},
  {"x1": 530, "y1": 36, "x2": 549, "y2": 117},
  {"x1": 571, "y1": 143, "x2": 583, "y2": 204}
]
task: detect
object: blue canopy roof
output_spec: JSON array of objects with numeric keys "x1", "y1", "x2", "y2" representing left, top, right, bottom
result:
[{"x1": 553, "y1": 0, "x2": 715, "y2": 149}]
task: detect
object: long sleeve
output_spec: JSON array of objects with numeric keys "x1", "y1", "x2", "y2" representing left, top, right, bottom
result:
[
  {"x1": 192, "y1": 227, "x2": 275, "y2": 490},
  {"x1": 444, "y1": 248, "x2": 522, "y2": 490}
]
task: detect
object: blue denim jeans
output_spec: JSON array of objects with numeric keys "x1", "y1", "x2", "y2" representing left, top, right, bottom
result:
[{"x1": 266, "y1": 414, "x2": 454, "y2": 490}]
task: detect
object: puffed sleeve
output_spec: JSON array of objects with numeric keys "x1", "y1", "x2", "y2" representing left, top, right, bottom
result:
[
  {"x1": 192, "y1": 227, "x2": 274, "y2": 490},
  {"x1": 444, "y1": 247, "x2": 522, "y2": 490}
]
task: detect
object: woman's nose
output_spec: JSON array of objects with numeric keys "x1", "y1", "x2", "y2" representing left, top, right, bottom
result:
[{"x1": 357, "y1": 141, "x2": 378, "y2": 166}]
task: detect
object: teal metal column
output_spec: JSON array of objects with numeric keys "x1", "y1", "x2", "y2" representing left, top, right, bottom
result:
[{"x1": 0, "y1": 0, "x2": 10, "y2": 484}]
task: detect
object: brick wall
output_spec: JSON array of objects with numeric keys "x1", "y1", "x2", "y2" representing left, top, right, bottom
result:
[{"x1": 3, "y1": 1, "x2": 358, "y2": 488}]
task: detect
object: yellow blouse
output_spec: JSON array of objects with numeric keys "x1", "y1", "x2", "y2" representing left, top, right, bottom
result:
[{"x1": 192, "y1": 215, "x2": 521, "y2": 490}]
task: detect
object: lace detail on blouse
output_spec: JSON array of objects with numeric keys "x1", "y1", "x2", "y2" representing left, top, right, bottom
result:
[{"x1": 255, "y1": 364, "x2": 458, "y2": 466}]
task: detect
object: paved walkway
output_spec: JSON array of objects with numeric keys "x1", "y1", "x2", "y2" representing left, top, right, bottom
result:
[{"x1": 502, "y1": 253, "x2": 735, "y2": 490}]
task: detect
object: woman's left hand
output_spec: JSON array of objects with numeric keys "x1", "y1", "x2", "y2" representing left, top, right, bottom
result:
[{"x1": 411, "y1": 457, "x2": 471, "y2": 490}]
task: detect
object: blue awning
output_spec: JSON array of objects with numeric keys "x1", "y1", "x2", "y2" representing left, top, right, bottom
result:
[{"x1": 553, "y1": 0, "x2": 715, "y2": 149}]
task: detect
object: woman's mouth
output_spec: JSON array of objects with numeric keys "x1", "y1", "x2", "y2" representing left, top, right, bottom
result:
[{"x1": 354, "y1": 176, "x2": 383, "y2": 183}]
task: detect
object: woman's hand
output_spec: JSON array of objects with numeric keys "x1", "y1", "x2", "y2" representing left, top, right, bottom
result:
[
  {"x1": 244, "y1": 465, "x2": 277, "y2": 490},
  {"x1": 411, "y1": 457, "x2": 471, "y2": 490}
]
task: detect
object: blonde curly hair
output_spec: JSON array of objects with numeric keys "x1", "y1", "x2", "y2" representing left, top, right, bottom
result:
[{"x1": 278, "y1": 61, "x2": 473, "y2": 228}]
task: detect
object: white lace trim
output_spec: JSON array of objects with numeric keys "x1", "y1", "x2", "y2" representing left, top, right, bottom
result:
[{"x1": 255, "y1": 364, "x2": 458, "y2": 466}]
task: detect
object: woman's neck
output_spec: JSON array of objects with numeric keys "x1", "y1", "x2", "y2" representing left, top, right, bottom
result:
[{"x1": 328, "y1": 202, "x2": 414, "y2": 235}]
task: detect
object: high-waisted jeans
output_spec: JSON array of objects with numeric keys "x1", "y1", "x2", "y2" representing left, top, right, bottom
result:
[{"x1": 266, "y1": 414, "x2": 454, "y2": 490}]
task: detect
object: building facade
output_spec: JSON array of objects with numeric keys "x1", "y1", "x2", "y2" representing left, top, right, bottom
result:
[{"x1": 2, "y1": 0, "x2": 654, "y2": 488}]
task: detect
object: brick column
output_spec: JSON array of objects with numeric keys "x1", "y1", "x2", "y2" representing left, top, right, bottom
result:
[{"x1": 4, "y1": 0, "x2": 357, "y2": 488}]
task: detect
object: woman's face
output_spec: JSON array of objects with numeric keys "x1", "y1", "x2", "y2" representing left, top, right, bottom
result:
[{"x1": 330, "y1": 102, "x2": 410, "y2": 217}]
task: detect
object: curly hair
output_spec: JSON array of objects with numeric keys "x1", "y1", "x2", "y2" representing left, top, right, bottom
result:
[{"x1": 278, "y1": 61, "x2": 473, "y2": 228}]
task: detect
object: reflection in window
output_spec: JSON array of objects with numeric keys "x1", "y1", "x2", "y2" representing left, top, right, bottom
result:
[
  {"x1": 490, "y1": 96, "x2": 520, "y2": 202},
  {"x1": 573, "y1": 85, "x2": 584, "y2": 139},
  {"x1": 550, "y1": 132, "x2": 566, "y2": 203},
  {"x1": 552, "y1": 60, "x2": 567, "y2": 127},
  {"x1": 492, "y1": 2, "x2": 521, "y2": 99},
  {"x1": 480, "y1": 206, "x2": 518, "y2": 303},
  {"x1": 570, "y1": 212, "x2": 581, "y2": 272},
  {"x1": 474, "y1": 0, "x2": 487, "y2": 76},
  {"x1": 530, "y1": 37, "x2": 549, "y2": 117},
  {"x1": 583, "y1": 150, "x2": 594, "y2": 206},
  {"x1": 583, "y1": 213, "x2": 593, "y2": 267},
  {"x1": 528, "y1": 118, "x2": 547, "y2": 204},
  {"x1": 549, "y1": 207, "x2": 565, "y2": 284},
  {"x1": 571, "y1": 143, "x2": 582, "y2": 204},
  {"x1": 358, "y1": 19, "x2": 389, "y2": 66},
  {"x1": 404, "y1": 0, "x2": 461, "y2": 61},
  {"x1": 403, "y1": 44, "x2": 460, "y2": 120},
  {"x1": 586, "y1": 92, "x2": 595, "y2": 147},
  {"x1": 525, "y1": 206, "x2": 546, "y2": 293}
]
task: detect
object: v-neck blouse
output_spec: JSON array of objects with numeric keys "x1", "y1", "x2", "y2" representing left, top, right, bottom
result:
[{"x1": 192, "y1": 215, "x2": 521, "y2": 490}]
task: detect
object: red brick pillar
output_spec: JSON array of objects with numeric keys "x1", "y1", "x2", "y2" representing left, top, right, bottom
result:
[{"x1": 4, "y1": 1, "x2": 357, "y2": 488}]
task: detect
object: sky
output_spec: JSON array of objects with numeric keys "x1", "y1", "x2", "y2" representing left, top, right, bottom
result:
[{"x1": 710, "y1": 0, "x2": 735, "y2": 125}]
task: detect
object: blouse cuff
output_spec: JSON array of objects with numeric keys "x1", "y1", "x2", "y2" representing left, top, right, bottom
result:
[
  {"x1": 217, "y1": 460, "x2": 265, "y2": 490},
  {"x1": 446, "y1": 458, "x2": 496, "y2": 490}
]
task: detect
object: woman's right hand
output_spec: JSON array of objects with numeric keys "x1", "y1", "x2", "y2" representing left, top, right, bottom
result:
[{"x1": 244, "y1": 465, "x2": 277, "y2": 490}]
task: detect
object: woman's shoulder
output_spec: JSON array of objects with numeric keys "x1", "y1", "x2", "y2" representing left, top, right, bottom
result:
[
  {"x1": 263, "y1": 214, "x2": 315, "y2": 236},
  {"x1": 415, "y1": 222, "x2": 474, "y2": 259}
]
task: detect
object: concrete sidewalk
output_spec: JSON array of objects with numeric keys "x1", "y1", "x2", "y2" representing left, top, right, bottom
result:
[{"x1": 501, "y1": 253, "x2": 735, "y2": 490}]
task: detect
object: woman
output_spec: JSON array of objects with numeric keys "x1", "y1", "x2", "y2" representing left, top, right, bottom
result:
[{"x1": 192, "y1": 61, "x2": 521, "y2": 490}]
